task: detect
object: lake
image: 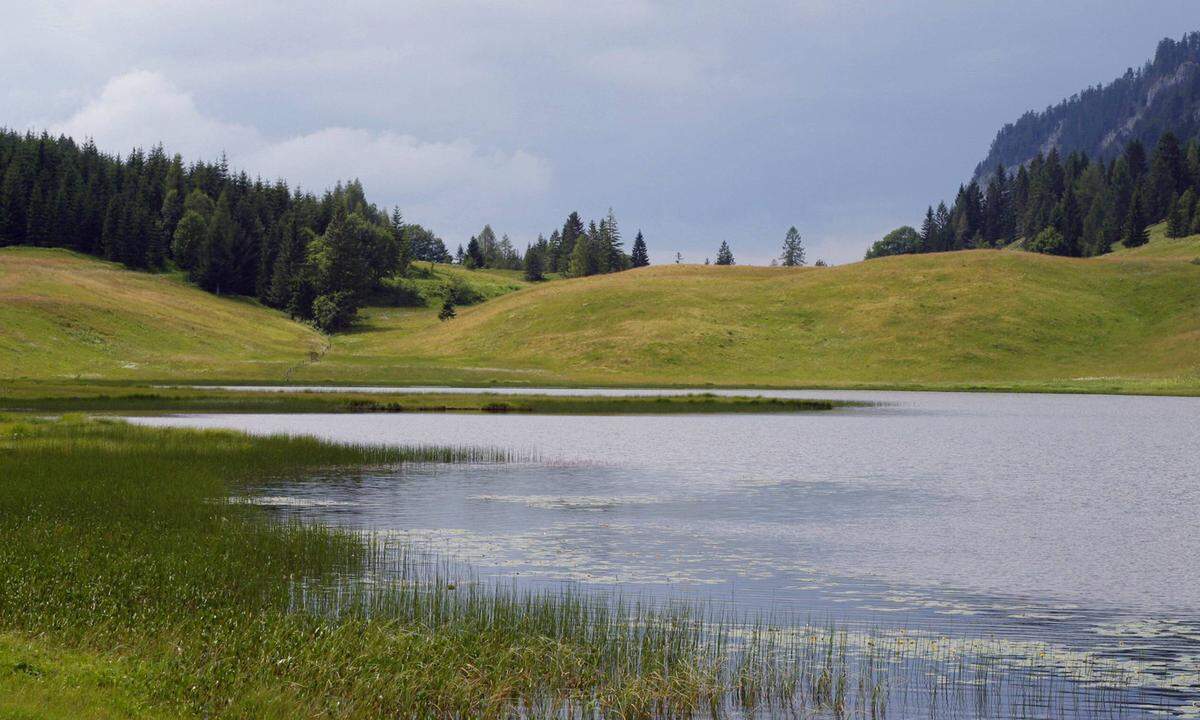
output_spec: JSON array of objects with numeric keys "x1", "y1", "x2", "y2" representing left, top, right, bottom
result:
[{"x1": 134, "y1": 388, "x2": 1200, "y2": 717}]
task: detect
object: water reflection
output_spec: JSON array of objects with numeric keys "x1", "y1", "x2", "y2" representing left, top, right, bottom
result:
[{"x1": 133, "y1": 389, "x2": 1200, "y2": 716}]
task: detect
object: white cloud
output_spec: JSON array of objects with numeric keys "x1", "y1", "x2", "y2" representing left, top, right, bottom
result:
[
  {"x1": 50, "y1": 70, "x2": 259, "y2": 160},
  {"x1": 50, "y1": 71, "x2": 552, "y2": 238}
]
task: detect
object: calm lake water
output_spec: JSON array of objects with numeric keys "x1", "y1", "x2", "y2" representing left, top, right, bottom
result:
[{"x1": 134, "y1": 389, "x2": 1200, "y2": 717}]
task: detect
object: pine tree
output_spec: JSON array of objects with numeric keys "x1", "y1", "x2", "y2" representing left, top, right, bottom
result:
[
  {"x1": 1123, "y1": 190, "x2": 1150, "y2": 248},
  {"x1": 197, "y1": 190, "x2": 236, "y2": 293},
  {"x1": 586, "y1": 220, "x2": 609, "y2": 274},
  {"x1": 1150, "y1": 132, "x2": 1187, "y2": 219},
  {"x1": 780, "y1": 226, "x2": 805, "y2": 266},
  {"x1": 523, "y1": 242, "x2": 545, "y2": 281},
  {"x1": 1124, "y1": 140, "x2": 1148, "y2": 181},
  {"x1": 390, "y1": 207, "x2": 411, "y2": 273},
  {"x1": 1166, "y1": 194, "x2": 1188, "y2": 238},
  {"x1": 603, "y1": 207, "x2": 625, "y2": 271},
  {"x1": 24, "y1": 175, "x2": 52, "y2": 246},
  {"x1": 919, "y1": 208, "x2": 936, "y2": 252},
  {"x1": 934, "y1": 203, "x2": 953, "y2": 251},
  {"x1": 568, "y1": 233, "x2": 594, "y2": 277},
  {"x1": 438, "y1": 296, "x2": 456, "y2": 321},
  {"x1": 160, "y1": 154, "x2": 185, "y2": 240},
  {"x1": 267, "y1": 212, "x2": 308, "y2": 309},
  {"x1": 465, "y1": 236, "x2": 484, "y2": 268},
  {"x1": 1054, "y1": 186, "x2": 1082, "y2": 256},
  {"x1": 1179, "y1": 188, "x2": 1197, "y2": 233},
  {"x1": 982, "y1": 164, "x2": 1010, "y2": 245},
  {"x1": 630, "y1": 230, "x2": 649, "y2": 267},
  {"x1": 715, "y1": 241, "x2": 735, "y2": 265},
  {"x1": 560, "y1": 212, "x2": 584, "y2": 260}
]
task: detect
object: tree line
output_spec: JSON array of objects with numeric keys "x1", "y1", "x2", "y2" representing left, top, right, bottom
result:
[
  {"x1": 869, "y1": 131, "x2": 1200, "y2": 260},
  {"x1": 453, "y1": 208, "x2": 651, "y2": 281},
  {"x1": 0, "y1": 129, "x2": 462, "y2": 331}
]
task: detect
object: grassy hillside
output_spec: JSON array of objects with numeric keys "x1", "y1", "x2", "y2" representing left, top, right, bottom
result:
[
  {"x1": 0, "y1": 247, "x2": 322, "y2": 381},
  {"x1": 378, "y1": 262, "x2": 538, "y2": 307},
  {"x1": 305, "y1": 230, "x2": 1200, "y2": 392},
  {"x1": 2, "y1": 234, "x2": 1199, "y2": 393}
]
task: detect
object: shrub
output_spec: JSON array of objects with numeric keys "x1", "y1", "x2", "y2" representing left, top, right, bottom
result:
[
  {"x1": 1026, "y1": 227, "x2": 1066, "y2": 255},
  {"x1": 311, "y1": 291, "x2": 358, "y2": 332}
]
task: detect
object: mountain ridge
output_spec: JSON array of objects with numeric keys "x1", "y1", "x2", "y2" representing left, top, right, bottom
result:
[{"x1": 975, "y1": 32, "x2": 1200, "y2": 179}]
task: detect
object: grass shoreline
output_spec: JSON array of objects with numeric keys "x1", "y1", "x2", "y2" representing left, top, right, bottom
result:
[{"x1": 0, "y1": 381, "x2": 856, "y2": 415}]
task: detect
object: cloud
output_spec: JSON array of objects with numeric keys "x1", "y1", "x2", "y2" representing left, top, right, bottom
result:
[
  {"x1": 50, "y1": 70, "x2": 259, "y2": 160},
  {"x1": 50, "y1": 71, "x2": 552, "y2": 237},
  {"x1": 246, "y1": 127, "x2": 552, "y2": 217},
  {"x1": 582, "y1": 46, "x2": 713, "y2": 94}
]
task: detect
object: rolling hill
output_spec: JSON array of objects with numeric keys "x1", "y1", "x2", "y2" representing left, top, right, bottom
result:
[
  {"x1": 305, "y1": 229, "x2": 1200, "y2": 392},
  {"x1": 0, "y1": 247, "x2": 322, "y2": 381},
  {"x1": 2, "y1": 234, "x2": 1199, "y2": 393}
]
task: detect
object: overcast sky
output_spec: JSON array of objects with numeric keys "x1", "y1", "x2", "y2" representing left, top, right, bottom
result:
[{"x1": 4, "y1": 2, "x2": 1197, "y2": 263}]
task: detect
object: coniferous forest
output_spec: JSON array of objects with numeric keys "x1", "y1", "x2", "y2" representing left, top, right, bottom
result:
[
  {"x1": 869, "y1": 132, "x2": 1200, "y2": 260},
  {"x1": 869, "y1": 32, "x2": 1200, "y2": 260},
  {"x1": 0, "y1": 129, "x2": 649, "y2": 332}
]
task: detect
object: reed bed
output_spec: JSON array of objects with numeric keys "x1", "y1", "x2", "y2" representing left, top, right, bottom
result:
[{"x1": 0, "y1": 415, "x2": 1153, "y2": 718}]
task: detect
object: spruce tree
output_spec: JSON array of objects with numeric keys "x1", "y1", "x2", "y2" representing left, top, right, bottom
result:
[
  {"x1": 630, "y1": 230, "x2": 649, "y2": 267},
  {"x1": 523, "y1": 242, "x2": 545, "y2": 281},
  {"x1": 197, "y1": 190, "x2": 236, "y2": 293},
  {"x1": 919, "y1": 208, "x2": 936, "y2": 252},
  {"x1": 560, "y1": 211, "x2": 584, "y2": 260},
  {"x1": 465, "y1": 236, "x2": 484, "y2": 268},
  {"x1": 568, "y1": 233, "x2": 594, "y2": 277},
  {"x1": 603, "y1": 208, "x2": 626, "y2": 271},
  {"x1": 1123, "y1": 190, "x2": 1150, "y2": 248},
  {"x1": 934, "y1": 203, "x2": 953, "y2": 251},
  {"x1": 1166, "y1": 193, "x2": 1188, "y2": 238},
  {"x1": 1150, "y1": 132, "x2": 1187, "y2": 219},
  {"x1": 160, "y1": 154, "x2": 185, "y2": 239},
  {"x1": 780, "y1": 226, "x2": 805, "y2": 266},
  {"x1": 715, "y1": 241, "x2": 735, "y2": 265}
]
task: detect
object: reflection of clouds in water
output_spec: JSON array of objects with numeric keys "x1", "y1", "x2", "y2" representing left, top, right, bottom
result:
[{"x1": 468, "y1": 493, "x2": 665, "y2": 510}]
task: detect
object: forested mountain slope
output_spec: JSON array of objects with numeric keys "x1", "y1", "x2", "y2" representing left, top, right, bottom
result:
[{"x1": 976, "y1": 32, "x2": 1200, "y2": 177}]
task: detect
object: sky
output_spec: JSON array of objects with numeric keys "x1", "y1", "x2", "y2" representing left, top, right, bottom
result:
[{"x1": 4, "y1": 1, "x2": 1198, "y2": 264}]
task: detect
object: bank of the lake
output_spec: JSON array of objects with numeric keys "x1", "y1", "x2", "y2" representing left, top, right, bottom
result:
[
  {"x1": 0, "y1": 415, "x2": 740, "y2": 718},
  {"x1": 0, "y1": 380, "x2": 851, "y2": 415}
]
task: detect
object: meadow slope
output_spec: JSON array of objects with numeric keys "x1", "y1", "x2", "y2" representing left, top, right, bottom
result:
[
  {"x1": 0, "y1": 247, "x2": 322, "y2": 381},
  {"x1": 2, "y1": 233, "x2": 1199, "y2": 393},
  {"x1": 307, "y1": 242, "x2": 1200, "y2": 392}
]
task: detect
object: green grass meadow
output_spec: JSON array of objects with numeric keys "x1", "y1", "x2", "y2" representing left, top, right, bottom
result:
[{"x1": 4, "y1": 228, "x2": 1200, "y2": 395}]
